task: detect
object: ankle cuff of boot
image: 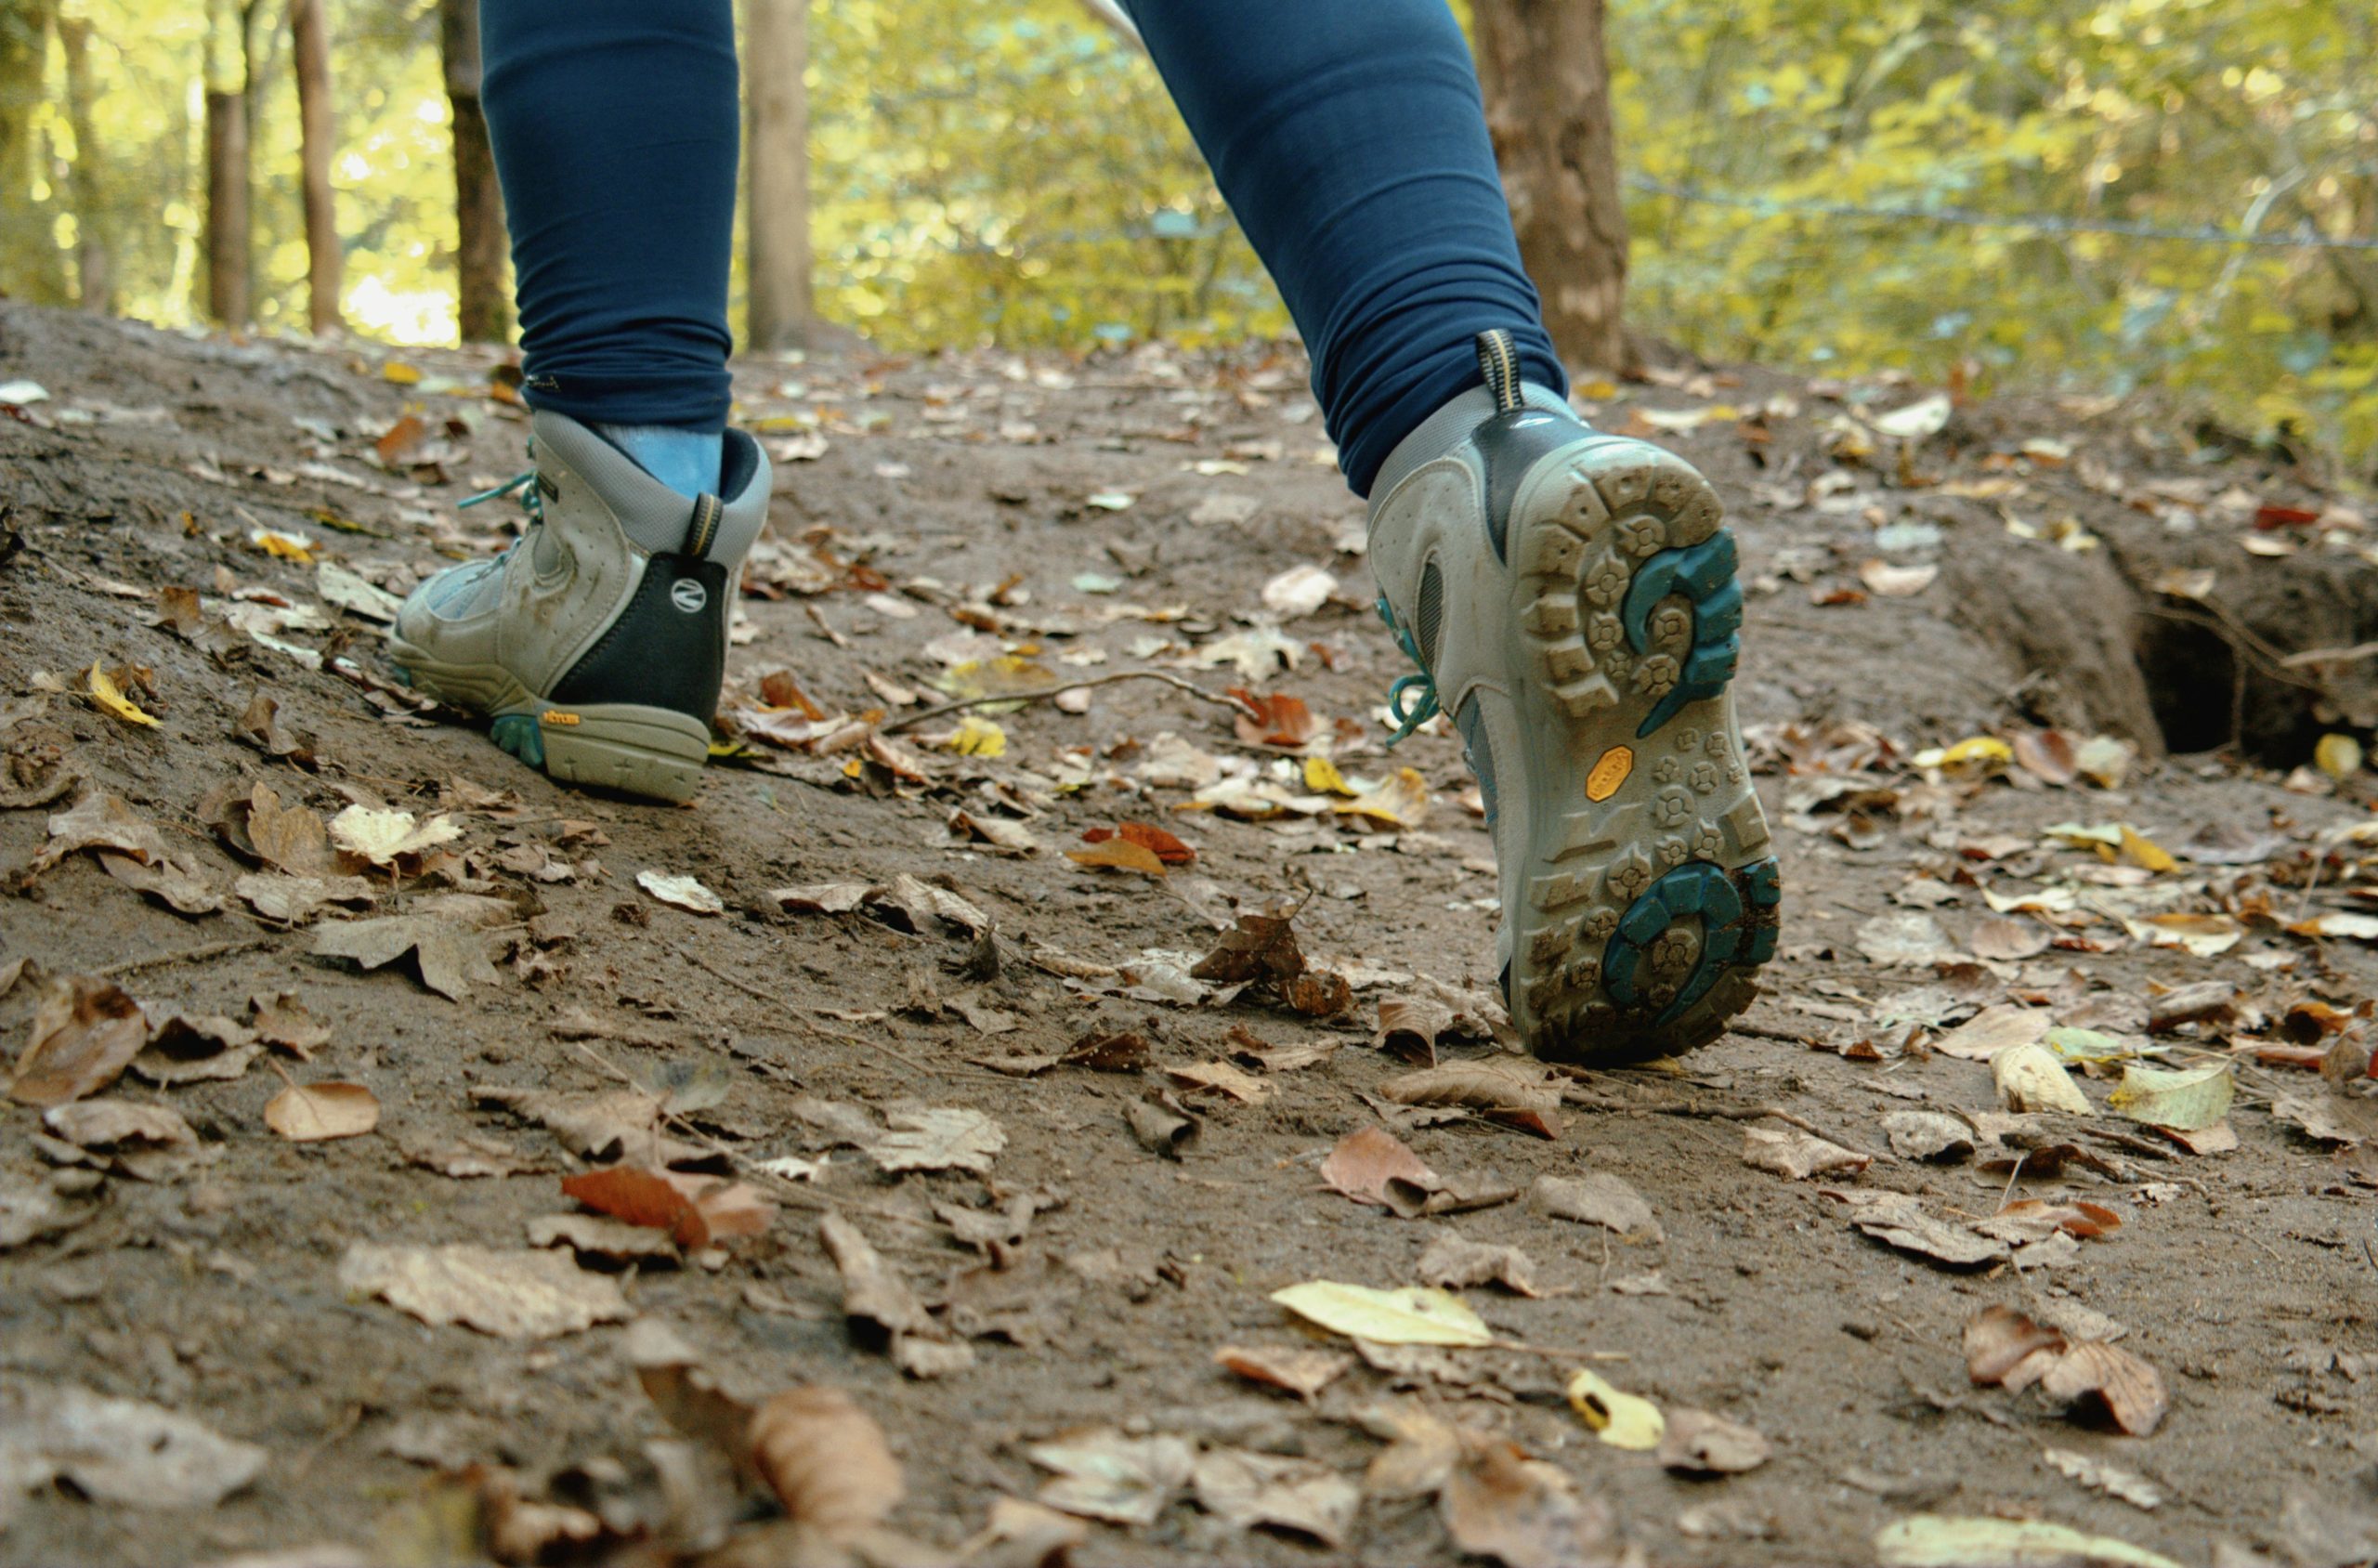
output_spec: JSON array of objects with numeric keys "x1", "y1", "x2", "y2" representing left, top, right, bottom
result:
[{"x1": 1369, "y1": 380, "x2": 1577, "y2": 515}]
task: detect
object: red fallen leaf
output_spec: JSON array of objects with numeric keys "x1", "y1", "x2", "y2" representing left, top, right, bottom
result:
[
  {"x1": 1066, "y1": 838, "x2": 1168, "y2": 878},
  {"x1": 1227, "y1": 688, "x2": 1317, "y2": 749},
  {"x1": 2251, "y1": 1043, "x2": 2331, "y2": 1071},
  {"x1": 2254, "y1": 503, "x2": 2322, "y2": 529},
  {"x1": 1320, "y1": 1127, "x2": 1436, "y2": 1206},
  {"x1": 1811, "y1": 586, "x2": 1868, "y2": 608},
  {"x1": 1083, "y1": 822, "x2": 1196, "y2": 865},
  {"x1": 562, "y1": 1167, "x2": 774, "y2": 1249},
  {"x1": 759, "y1": 670, "x2": 828, "y2": 721},
  {"x1": 374, "y1": 414, "x2": 427, "y2": 466}
]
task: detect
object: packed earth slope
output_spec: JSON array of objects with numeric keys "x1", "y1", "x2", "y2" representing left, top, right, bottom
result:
[{"x1": 2, "y1": 302, "x2": 2376, "y2": 1567}]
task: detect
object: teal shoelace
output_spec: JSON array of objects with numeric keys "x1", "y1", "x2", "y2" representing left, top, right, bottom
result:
[
  {"x1": 458, "y1": 470, "x2": 542, "y2": 523},
  {"x1": 1376, "y1": 594, "x2": 1441, "y2": 747}
]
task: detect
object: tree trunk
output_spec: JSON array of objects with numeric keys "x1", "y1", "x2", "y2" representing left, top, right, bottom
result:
[
  {"x1": 741, "y1": 0, "x2": 810, "y2": 352},
  {"x1": 287, "y1": 0, "x2": 340, "y2": 333},
  {"x1": 439, "y1": 0, "x2": 507, "y2": 343},
  {"x1": 1470, "y1": 0, "x2": 1633, "y2": 376},
  {"x1": 58, "y1": 16, "x2": 110, "y2": 312},
  {"x1": 0, "y1": 0, "x2": 65, "y2": 305},
  {"x1": 203, "y1": 0, "x2": 251, "y2": 325}
]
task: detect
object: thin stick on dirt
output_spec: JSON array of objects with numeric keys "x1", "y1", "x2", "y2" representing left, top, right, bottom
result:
[
  {"x1": 1552, "y1": 1079, "x2": 1877, "y2": 1158},
  {"x1": 879, "y1": 669, "x2": 1253, "y2": 735},
  {"x1": 673, "y1": 939, "x2": 804, "y2": 1015},
  {"x1": 97, "y1": 935, "x2": 275, "y2": 977}
]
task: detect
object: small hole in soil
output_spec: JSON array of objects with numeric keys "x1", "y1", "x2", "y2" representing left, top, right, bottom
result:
[{"x1": 2134, "y1": 611, "x2": 2326, "y2": 764}]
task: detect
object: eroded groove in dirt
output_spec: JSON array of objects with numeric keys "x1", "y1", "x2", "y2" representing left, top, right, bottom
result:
[{"x1": 2, "y1": 303, "x2": 2376, "y2": 1567}]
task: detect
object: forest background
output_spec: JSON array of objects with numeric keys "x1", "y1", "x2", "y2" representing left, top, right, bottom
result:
[{"x1": 0, "y1": 0, "x2": 2372, "y2": 477}]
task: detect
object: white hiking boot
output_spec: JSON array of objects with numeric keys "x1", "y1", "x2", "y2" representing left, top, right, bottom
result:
[
  {"x1": 1366, "y1": 330, "x2": 1779, "y2": 1060},
  {"x1": 389, "y1": 410, "x2": 771, "y2": 804}
]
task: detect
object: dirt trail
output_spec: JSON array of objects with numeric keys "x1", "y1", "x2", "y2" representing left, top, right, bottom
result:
[{"x1": 3, "y1": 302, "x2": 2376, "y2": 1567}]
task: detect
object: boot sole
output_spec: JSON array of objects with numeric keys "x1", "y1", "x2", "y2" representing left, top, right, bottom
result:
[
  {"x1": 387, "y1": 644, "x2": 710, "y2": 805},
  {"x1": 1494, "y1": 437, "x2": 1779, "y2": 1061}
]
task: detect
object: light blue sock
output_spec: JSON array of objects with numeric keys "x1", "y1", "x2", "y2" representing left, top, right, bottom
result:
[{"x1": 595, "y1": 423, "x2": 725, "y2": 500}]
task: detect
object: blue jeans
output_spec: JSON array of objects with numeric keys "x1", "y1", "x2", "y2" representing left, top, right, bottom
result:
[{"x1": 480, "y1": 0, "x2": 1565, "y2": 497}]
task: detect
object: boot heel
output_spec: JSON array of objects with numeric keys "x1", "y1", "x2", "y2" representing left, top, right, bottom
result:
[{"x1": 494, "y1": 704, "x2": 711, "y2": 804}]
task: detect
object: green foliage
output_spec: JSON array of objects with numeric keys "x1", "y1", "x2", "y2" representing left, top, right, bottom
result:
[{"x1": 3, "y1": 0, "x2": 2371, "y2": 470}]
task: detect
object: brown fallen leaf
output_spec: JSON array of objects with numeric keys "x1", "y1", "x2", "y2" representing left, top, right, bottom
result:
[
  {"x1": 525, "y1": 1212, "x2": 681, "y2": 1266},
  {"x1": 42, "y1": 1097, "x2": 203, "y2": 1181},
  {"x1": 1165, "y1": 1059, "x2": 1271, "y2": 1104},
  {"x1": 1321, "y1": 1126, "x2": 1437, "y2": 1206},
  {"x1": 563, "y1": 1166, "x2": 774, "y2": 1249},
  {"x1": 1357, "y1": 1402, "x2": 1463, "y2": 1499},
  {"x1": 30, "y1": 791, "x2": 174, "y2": 874},
  {"x1": 1741, "y1": 1124, "x2": 1873, "y2": 1181},
  {"x1": 1531, "y1": 1171, "x2": 1662, "y2": 1242},
  {"x1": 1083, "y1": 821, "x2": 1196, "y2": 865},
  {"x1": 10, "y1": 975, "x2": 148, "y2": 1107},
  {"x1": 1440, "y1": 1431, "x2": 1615, "y2": 1568},
  {"x1": 476, "y1": 1084, "x2": 709, "y2": 1168},
  {"x1": 1125, "y1": 1095, "x2": 1198, "y2": 1157},
  {"x1": 1968, "y1": 1306, "x2": 2170, "y2": 1436},
  {"x1": 1965, "y1": 1304, "x2": 2070, "y2": 1384},
  {"x1": 1215, "y1": 1344, "x2": 1354, "y2": 1402},
  {"x1": 1658, "y1": 1409, "x2": 1771, "y2": 1474},
  {"x1": 250, "y1": 991, "x2": 332, "y2": 1056},
  {"x1": 1973, "y1": 1198, "x2": 2123, "y2": 1245},
  {"x1": 1381, "y1": 1169, "x2": 1522, "y2": 1219},
  {"x1": 819, "y1": 1211, "x2": 972, "y2": 1373},
  {"x1": 1381, "y1": 1062, "x2": 1563, "y2": 1138},
  {"x1": 750, "y1": 1385, "x2": 907, "y2": 1539},
  {"x1": 1229, "y1": 688, "x2": 1318, "y2": 750},
  {"x1": 313, "y1": 913, "x2": 499, "y2": 1000},
  {"x1": 242, "y1": 782, "x2": 338, "y2": 876},
  {"x1": 1028, "y1": 1429, "x2": 1195, "y2": 1526},
  {"x1": 1934, "y1": 1003, "x2": 2051, "y2": 1061},
  {"x1": 131, "y1": 1013, "x2": 260, "y2": 1086},
  {"x1": 98, "y1": 851, "x2": 223, "y2": 916},
  {"x1": 264, "y1": 1080, "x2": 381, "y2": 1142},
  {"x1": 1191, "y1": 909, "x2": 1305, "y2": 986},
  {"x1": 869, "y1": 1106, "x2": 1006, "y2": 1174},
  {"x1": 1969, "y1": 917, "x2": 2052, "y2": 961},
  {"x1": 1824, "y1": 1190, "x2": 2008, "y2": 1269},
  {"x1": 1416, "y1": 1234, "x2": 1543, "y2": 1297}
]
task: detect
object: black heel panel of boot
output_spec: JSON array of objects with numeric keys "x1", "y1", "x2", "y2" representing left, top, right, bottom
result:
[{"x1": 550, "y1": 554, "x2": 729, "y2": 721}]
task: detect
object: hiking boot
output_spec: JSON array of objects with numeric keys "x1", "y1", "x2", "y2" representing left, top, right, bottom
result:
[
  {"x1": 1366, "y1": 330, "x2": 1779, "y2": 1060},
  {"x1": 389, "y1": 410, "x2": 771, "y2": 804}
]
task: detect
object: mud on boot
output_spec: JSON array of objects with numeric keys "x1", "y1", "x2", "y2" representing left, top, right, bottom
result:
[
  {"x1": 387, "y1": 411, "x2": 771, "y2": 804},
  {"x1": 1366, "y1": 330, "x2": 1779, "y2": 1062}
]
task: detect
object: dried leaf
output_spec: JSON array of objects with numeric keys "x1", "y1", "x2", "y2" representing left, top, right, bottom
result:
[
  {"x1": 1230, "y1": 689, "x2": 1317, "y2": 750},
  {"x1": 10, "y1": 975, "x2": 147, "y2": 1106},
  {"x1": 0, "y1": 1377, "x2": 266, "y2": 1509},
  {"x1": 1320, "y1": 1126, "x2": 1437, "y2": 1206},
  {"x1": 1335, "y1": 767, "x2": 1431, "y2": 830},
  {"x1": 637, "y1": 869, "x2": 725, "y2": 916},
  {"x1": 1993, "y1": 1040, "x2": 2094, "y2": 1115},
  {"x1": 328, "y1": 805, "x2": 461, "y2": 866},
  {"x1": 242, "y1": 783, "x2": 338, "y2": 876},
  {"x1": 1081, "y1": 821, "x2": 1196, "y2": 865},
  {"x1": 1269, "y1": 1281, "x2": 1493, "y2": 1347},
  {"x1": 1380, "y1": 1063, "x2": 1562, "y2": 1137},
  {"x1": 98, "y1": 851, "x2": 223, "y2": 916},
  {"x1": 2106, "y1": 1060, "x2": 2234, "y2": 1131},
  {"x1": 1164, "y1": 1059, "x2": 1270, "y2": 1104},
  {"x1": 1742, "y1": 1125, "x2": 1873, "y2": 1180},
  {"x1": 1028, "y1": 1430, "x2": 1195, "y2": 1525},
  {"x1": 869, "y1": 1106, "x2": 1006, "y2": 1174},
  {"x1": 1416, "y1": 1235, "x2": 1542, "y2": 1297},
  {"x1": 2041, "y1": 1447, "x2": 2163, "y2": 1510},
  {"x1": 1191, "y1": 910, "x2": 1304, "y2": 985},
  {"x1": 338, "y1": 1243, "x2": 631, "y2": 1338},
  {"x1": 1883, "y1": 1111, "x2": 1976, "y2": 1162},
  {"x1": 86, "y1": 660, "x2": 158, "y2": 726},
  {"x1": 43, "y1": 1097, "x2": 202, "y2": 1179},
  {"x1": 264, "y1": 1080, "x2": 381, "y2": 1142},
  {"x1": 1530, "y1": 1172, "x2": 1661, "y2": 1242},
  {"x1": 1966, "y1": 1306, "x2": 2169, "y2": 1435},
  {"x1": 1828, "y1": 1191, "x2": 2007, "y2": 1269},
  {"x1": 313, "y1": 914, "x2": 499, "y2": 1000},
  {"x1": 32, "y1": 791, "x2": 173, "y2": 873},
  {"x1": 1875, "y1": 1515, "x2": 2181, "y2": 1568},
  {"x1": 1215, "y1": 1344, "x2": 1353, "y2": 1402},
  {"x1": 1192, "y1": 1447, "x2": 1359, "y2": 1547},
  {"x1": 1658, "y1": 1408, "x2": 1770, "y2": 1474},
  {"x1": 1935, "y1": 1004, "x2": 2051, "y2": 1061},
  {"x1": 1440, "y1": 1432, "x2": 1614, "y2": 1568},
  {"x1": 1065, "y1": 837, "x2": 1168, "y2": 878},
  {"x1": 750, "y1": 1385, "x2": 906, "y2": 1539},
  {"x1": 818, "y1": 1211, "x2": 939, "y2": 1341}
]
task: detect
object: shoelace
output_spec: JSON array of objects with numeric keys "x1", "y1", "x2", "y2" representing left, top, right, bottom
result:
[
  {"x1": 458, "y1": 469, "x2": 543, "y2": 524},
  {"x1": 1376, "y1": 594, "x2": 1441, "y2": 746}
]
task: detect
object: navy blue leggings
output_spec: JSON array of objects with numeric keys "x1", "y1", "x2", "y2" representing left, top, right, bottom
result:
[{"x1": 481, "y1": 0, "x2": 1564, "y2": 496}]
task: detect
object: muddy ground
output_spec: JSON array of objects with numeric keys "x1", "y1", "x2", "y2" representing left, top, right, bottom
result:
[{"x1": 2, "y1": 301, "x2": 2377, "y2": 1568}]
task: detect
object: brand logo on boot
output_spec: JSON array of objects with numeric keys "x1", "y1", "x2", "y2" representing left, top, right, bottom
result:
[{"x1": 670, "y1": 578, "x2": 708, "y2": 614}]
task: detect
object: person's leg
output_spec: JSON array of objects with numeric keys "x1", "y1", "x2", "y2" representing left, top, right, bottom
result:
[
  {"x1": 1121, "y1": 0, "x2": 1562, "y2": 498},
  {"x1": 479, "y1": 0, "x2": 739, "y2": 497},
  {"x1": 1128, "y1": 0, "x2": 1779, "y2": 1061},
  {"x1": 389, "y1": 0, "x2": 769, "y2": 804}
]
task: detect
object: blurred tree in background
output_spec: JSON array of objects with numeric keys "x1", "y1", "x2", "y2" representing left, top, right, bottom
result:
[{"x1": 0, "y1": 0, "x2": 2371, "y2": 473}]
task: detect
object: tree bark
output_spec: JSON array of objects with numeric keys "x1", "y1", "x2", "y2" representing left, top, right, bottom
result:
[
  {"x1": 287, "y1": 0, "x2": 340, "y2": 333},
  {"x1": 58, "y1": 16, "x2": 110, "y2": 312},
  {"x1": 741, "y1": 0, "x2": 811, "y2": 352},
  {"x1": 1470, "y1": 0, "x2": 1634, "y2": 376},
  {"x1": 203, "y1": 0, "x2": 251, "y2": 325},
  {"x1": 439, "y1": 0, "x2": 507, "y2": 343}
]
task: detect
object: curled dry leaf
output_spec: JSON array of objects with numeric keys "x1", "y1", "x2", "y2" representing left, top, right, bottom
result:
[
  {"x1": 1190, "y1": 909, "x2": 1305, "y2": 987},
  {"x1": 1215, "y1": 1344, "x2": 1354, "y2": 1402},
  {"x1": 1382, "y1": 1169, "x2": 1521, "y2": 1220},
  {"x1": 264, "y1": 1080, "x2": 381, "y2": 1142},
  {"x1": 869, "y1": 1106, "x2": 1006, "y2": 1174},
  {"x1": 1192, "y1": 1447, "x2": 1360, "y2": 1548},
  {"x1": 43, "y1": 1098, "x2": 203, "y2": 1180},
  {"x1": 1883, "y1": 1111, "x2": 1976, "y2": 1162},
  {"x1": 1974, "y1": 1199, "x2": 2123, "y2": 1246},
  {"x1": 337, "y1": 1243, "x2": 631, "y2": 1339},
  {"x1": 750, "y1": 1385, "x2": 906, "y2": 1540},
  {"x1": 1320, "y1": 1126, "x2": 1436, "y2": 1206},
  {"x1": 562, "y1": 1165, "x2": 775, "y2": 1248},
  {"x1": 1965, "y1": 1305, "x2": 2169, "y2": 1435},
  {"x1": 1993, "y1": 1040, "x2": 2094, "y2": 1115},
  {"x1": 1440, "y1": 1431, "x2": 1614, "y2": 1568},
  {"x1": 1742, "y1": 1125, "x2": 1873, "y2": 1181},
  {"x1": 1125, "y1": 1095, "x2": 1198, "y2": 1157},
  {"x1": 33, "y1": 791, "x2": 173, "y2": 874},
  {"x1": 0, "y1": 1377, "x2": 267, "y2": 1509},
  {"x1": 1827, "y1": 1190, "x2": 2007, "y2": 1270},
  {"x1": 1566, "y1": 1369, "x2": 1664, "y2": 1450},
  {"x1": 1229, "y1": 689, "x2": 1317, "y2": 750},
  {"x1": 314, "y1": 914, "x2": 500, "y2": 1000},
  {"x1": 1028, "y1": 1429, "x2": 1196, "y2": 1526},
  {"x1": 1082, "y1": 821, "x2": 1196, "y2": 865},
  {"x1": 1065, "y1": 837, "x2": 1168, "y2": 877},
  {"x1": 2106, "y1": 1060, "x2": 2234, "y2": 1131},
  {"x1": 10, "y1": 975, "x2": 148, "y2": 1107},
  {"x1": 637, "y1": 869, "x2": 725, "y2": 916},
  {"x1": 1416, "y1": 1235, "x2": 1542, "y2": 1297},
  {"x1": 1875, "y1": 1515, "x2": 2182, "y2": 1568},
  {"x1": 1164, "y1": 1059, "x2": 1270, "y2": 1104},
  {"x1": 1531, "y1": 1172, "x2": 1662, "y2": 1242},
  {"x1": 1380, "y1": 1063, "x2": 1562, "y2": 1138}
]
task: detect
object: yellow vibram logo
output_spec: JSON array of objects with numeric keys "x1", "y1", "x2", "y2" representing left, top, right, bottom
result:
[
  {"x1": 542, "y1": 710, "x2": 581, "y2": 726},
  {"x1": 1586, "y1": 745, "x2": 1633, "y2": 802}
]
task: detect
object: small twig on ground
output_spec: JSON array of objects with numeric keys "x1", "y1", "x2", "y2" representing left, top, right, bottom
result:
[
  {"x1": 97, "y1": 935, "x2": 275, "y2": 977},
  {"x1": 880, "y1": 669, "x2": 1252, "y2": 735},
  {"x1": 673, "y1": 940, "x2": 804, "y2": 1015},
  {"x1": 1551, "y1": 1077, "x2": 1875, "y2": 1156}
]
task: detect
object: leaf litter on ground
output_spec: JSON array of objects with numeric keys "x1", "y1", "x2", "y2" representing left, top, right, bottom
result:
[{"x1": 1965, "y1": 1305, "x2": 2169, "y2": 1435}]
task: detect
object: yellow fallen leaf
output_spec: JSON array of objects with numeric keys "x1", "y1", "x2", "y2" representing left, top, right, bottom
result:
[
  {"x1": 1334, "y1": 766, "x2": 1430, "y2": 830},
  {"x1": 2316, "y1": 733, "x2": 2363, "y2": 780},
  {"x1": 381, "y1": 361, "x2": 423, "y2": 385},
  {"x1": 2117, "y1": 826, "x2": 2176, "y2": 873},
  {"x1": 1911, "y1": 736, "x2": 2011, "y2": 774},
  {"x1": 943, "y1": 716, "x2": 1007, "y2": 758},
  {"x1": 2125, "y1": 912, "x2": 2241, "y2": 958},
  {"x1": 1875, "y1": 1515, "x2": 2181, "y2": 1568},
  {"x1": 1268, "y1": 1282, "x2": 1492, "y2": 1348},
  {"x1": 2107, "y1": 1061, "x2": 2234, "y2": 1132},
  {"x1": 247, "y1": 527, "x2": 316, "y2": 564},
  {"x1": 328, "y1": 805, "x2": 463, "y2": 867},
  {"x1": 87, "y1": 662, "x2": 159, "y2": 727},
  {"x1": 1565, "y1": 1369, "x2": 1665, "y2": 1450},
  {"x1": 1302, "y1": 756, "x2": 1357, "y2": 797}
]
